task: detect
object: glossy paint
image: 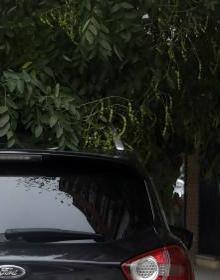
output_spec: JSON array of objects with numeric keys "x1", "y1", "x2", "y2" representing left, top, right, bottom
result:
[{"x1": 0, "y1": 150, "x2": 183, "y2": 280}]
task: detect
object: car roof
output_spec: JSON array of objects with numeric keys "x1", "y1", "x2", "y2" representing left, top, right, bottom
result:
[{"x1": 0, "y1": 149, "x2": 146, "y2": 177}]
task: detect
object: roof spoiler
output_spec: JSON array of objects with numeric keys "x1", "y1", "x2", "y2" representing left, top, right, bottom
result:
[{"x1": 0, "y1": 154, "x2": 42, "y2": 162}]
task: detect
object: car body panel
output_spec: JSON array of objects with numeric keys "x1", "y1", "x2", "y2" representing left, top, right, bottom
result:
[
  {"x1": 0, "y1": 228, "x2": 167, "y2": 280},
  {"x1": 0, "y1": 150, "x2": 189, "y2": 280}
]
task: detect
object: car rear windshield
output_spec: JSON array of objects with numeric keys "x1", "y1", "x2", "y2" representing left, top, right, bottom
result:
[{"x1": 0, "y1": 170, "x2": 153, "y2": 241}]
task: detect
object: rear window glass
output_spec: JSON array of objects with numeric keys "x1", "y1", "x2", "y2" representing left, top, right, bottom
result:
[{"x1": 0, "y1": 172, "x2": 152, "y2": 241}]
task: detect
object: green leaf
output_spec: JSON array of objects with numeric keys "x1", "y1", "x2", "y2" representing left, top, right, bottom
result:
[
  {"x1": 99, "y1": 39, "x2": 112, "y2": 51},
  {"x1": 85, "y1": 0, "x2": 91, "y2": 10},
  {"x1": 44, "y1": 67, "x2": 54, "y2": 78},
  {"x1": 24, "y1": 121, "x2": 33, "y2": 130},
  {"x1": 31, "y1": 79, "x2": 46, "y2": 93},
  {"x1": 35, "y1": 125, "x2": 43, "y2": 138},
  {"x1": 22, "y1": 70, "x2": 31, "y2": 83},
  {"x1": 7, "y1": 6, "x2": 17, "y2": 15},
  {"x1": 101, "y1": 25, "x2": 109, "y2": 34},
  {"x1": 17, "y1": 79, "x2": 25, "y2": 94},
  {"x1": 11, "y1": 110, "x2": 18, "y2": 121},
  {"x1": 63, "y1": 55, "x2": 72, "y2": 62},
  {"x1": 88, "y1": 49, "x2": 96, "y2": 60},
  {"x1": 7, "y1": 131, "x2": 13, "y2": 140},
  {"x1": 90, "y1": 17, "x2": 100, "y2": 29},
  {"x1": 7, "y1": 99, "x2": 18, "y2": 110},
  {"x1": 111, "y1": 4, "x2": 121, "y2": 13},
  {"x1": 22, "y1": 113, "x2": 33, "y2": 125},
  {"x1": 70, "y1": 105, "x2": 80, "y2": 120},
  {"x1": 50, "y1": 115, "x2": 58, "y2": 128},
  {"x1": 120, "y1": 31, "x2": 132, "y2": 42},
  {"x1": 0, "y1": 107, "x2": 8, "y2": 114},
  {"x1": 22, "y1": 62, "x2": 32, "y2": 69},
  {"x1": 8, "y1": 138, "x2": 15, "y2": 148},
  {"x1": 55, "y1": 83, "x2": 60, "y2": 97},
  {"x1": 100, "y1": 116, "x2": 108, "y2": 123},
  {"x1": 71, "y1": 133, "x2": 79, "y2": 145},
  {"x1": 121, "y1": 2, "x2": 134, "y2": 9},
  {"x1": 124, "y1": 11, "x2": 137, "y2": 19},
  {"x1": 82, "y1": 19, "x2": 91, "y2": 33},
  {"x1": 58, "y1": 136, "x2": 65, "y2": 148},
  {"x1": 38, "y1": 96, "x2": 46, "y2": 104},
  {"x1": 0, "y1": 123, "x2": 10, "y2": 137},
  {"x1": 56, "y1": 126, "x2": 63, "y2": 139},
  {"x1": 55, "y1": 98, "x2": 61, "y2": 109},
  {"x1": 66, "y1": 142, "x2": 77, "y2": 151},
  {"x1": 4, "y1": 71, "x2": 19, "y2": 80},
  {"x1": 113, "y1": 45, "x2": 123, "y2": 60},
  {"x1": 89, "y1": 24, "x2": 98, "y2": 36},
  {"x1": 40, "y1": 114, "x2": 49, "y2": 124},
  {"x1": 7, "y1": 79, "x2": 16, "y2": 93},
  {"x1": 26, "y1": 84, "x2": 33, "y2": 104},
  {"x1": 0, "y1": 114, "x2": 10, "y2": 128},
  {"x1": 85, "y1": 30, "x2": 94, "y2": 44}
]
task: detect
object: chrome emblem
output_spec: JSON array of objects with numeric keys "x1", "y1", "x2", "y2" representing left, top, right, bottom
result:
[{"x1": 0, "y1": 265, "x2": 26, "y2": 279}]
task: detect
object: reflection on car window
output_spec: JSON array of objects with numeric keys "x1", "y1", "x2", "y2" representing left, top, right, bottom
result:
[{"x1": 0, "y1": 173, "x2": 152, "y2": 241}]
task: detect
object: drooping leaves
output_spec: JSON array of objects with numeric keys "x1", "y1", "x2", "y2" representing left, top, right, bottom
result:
[{"x1": 0, "y1": 0, "x2": 219, "y2": 177}]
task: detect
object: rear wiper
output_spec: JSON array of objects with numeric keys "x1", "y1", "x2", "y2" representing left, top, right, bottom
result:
[{"x1": 5, "y1": 228, "x2": 104, "y2": 243}]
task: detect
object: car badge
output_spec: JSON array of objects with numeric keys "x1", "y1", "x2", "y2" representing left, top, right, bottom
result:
[{"x1": 0, "y1": 265, "x2": 26, "y2": 279}]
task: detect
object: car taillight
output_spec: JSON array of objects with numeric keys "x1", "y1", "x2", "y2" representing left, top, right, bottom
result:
[{"x1": 121, "y1": 245, "x2": 194, "y2": 280}]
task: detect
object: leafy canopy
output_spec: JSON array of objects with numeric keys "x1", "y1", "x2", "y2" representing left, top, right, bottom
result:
[{"x1": 0, "y1": 0, "x2": 220, "y2": 176}]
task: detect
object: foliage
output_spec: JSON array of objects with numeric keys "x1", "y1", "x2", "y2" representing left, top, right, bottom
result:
[
  {"x1": 1, "y1": 0, "x2": 220, "y2": 190},
  {"x1": 0, "y1": 0, "x2": 81, "y2": 149}
]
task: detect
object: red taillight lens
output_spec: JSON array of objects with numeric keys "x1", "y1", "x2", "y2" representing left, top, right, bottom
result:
[{"x1": 121, "y1": 246, "x2": 194, "y2": 280}]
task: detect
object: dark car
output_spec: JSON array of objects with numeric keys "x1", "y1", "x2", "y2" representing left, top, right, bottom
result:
[{"x1": 0, "y1": 150, "x2": 194, "y2": 280}]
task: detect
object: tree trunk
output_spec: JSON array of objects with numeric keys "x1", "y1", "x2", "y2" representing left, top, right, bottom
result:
[{"x1": 185, "y1": 151, "x2": 200, "y2": 255}]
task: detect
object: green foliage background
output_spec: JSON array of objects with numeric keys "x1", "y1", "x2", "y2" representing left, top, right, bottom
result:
[{"x1": 1, "y1": 0, "x2": 220, "y2": 191}]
